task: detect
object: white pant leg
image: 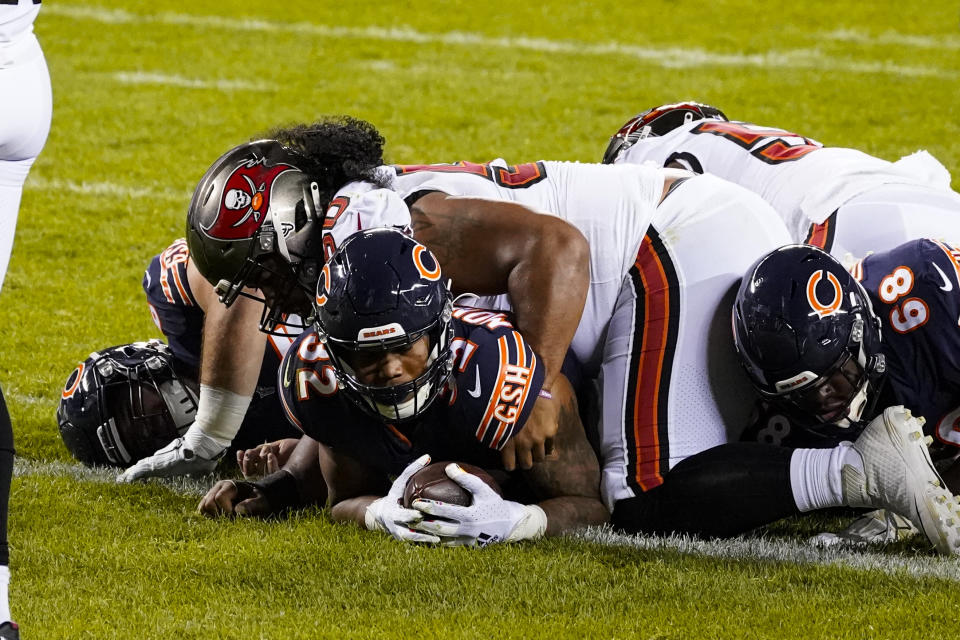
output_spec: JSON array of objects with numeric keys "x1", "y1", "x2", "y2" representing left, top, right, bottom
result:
[
  {"x1": 0, "y1": 34, "x2": 52, "y2": 294},
  {"x1": 598, "y1": 174, "x2": 792, "y2": 510},
  {"x1": 827, "y1": 184, "x2": 960, "y2": 261}
]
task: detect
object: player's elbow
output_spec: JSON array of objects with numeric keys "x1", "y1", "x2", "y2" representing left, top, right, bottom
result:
[{"x1": 543, "y1": 217, "x2": 589, "y2": 273}]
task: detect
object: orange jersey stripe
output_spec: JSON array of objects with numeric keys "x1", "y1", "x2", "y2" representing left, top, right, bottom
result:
[
  {"x1": 631, "y1": 235, "x2": 674, "y2": 491},
  {"x1": 477, "y1": 335, "x2": 510, "y2": 442}
]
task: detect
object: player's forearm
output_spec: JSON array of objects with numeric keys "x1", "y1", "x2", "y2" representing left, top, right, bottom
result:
[
  {"x1": 507, "y1": 224, "x2": 589, "y2": 388},
  {"x1": 539, "y1": 496, "x2": 609, "y2": 537},
  {"x1": 187, "y1": 295, "x2": 266, "y2": 445},
  {"x1": 198, "y1": 295, "x2": 267, "y2": 394},
  {"x1": 409, "y1": 194, "x2": 589, "y2": 389}
]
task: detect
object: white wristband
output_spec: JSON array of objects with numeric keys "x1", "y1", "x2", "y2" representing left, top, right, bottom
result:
[
  {"x1": 364, "y1": 498, "x2": 385, "y2": 532},
  {"x1": 507, "y1": 504, "x2": 548, "y2": 542},
  {"x1": 193, "y1": 384, "x2": 253, "y2": 443}
]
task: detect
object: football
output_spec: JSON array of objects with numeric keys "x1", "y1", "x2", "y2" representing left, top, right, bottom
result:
[{"x1": 402, "y1": 461, "x2": 502, "y2": 507}]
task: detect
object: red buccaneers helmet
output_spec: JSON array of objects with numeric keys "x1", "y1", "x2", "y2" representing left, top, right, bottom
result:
[
  {"x1": 186, "y1": 139, "x2": 324, "y2": 333},
  {"x1": 602, "y1": 101, "x2": 728, "y2": 164}
]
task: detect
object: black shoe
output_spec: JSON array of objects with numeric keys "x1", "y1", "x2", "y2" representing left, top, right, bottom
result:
[{"x1": 0, "y1": 621, "x2": 19, "y2": 640}]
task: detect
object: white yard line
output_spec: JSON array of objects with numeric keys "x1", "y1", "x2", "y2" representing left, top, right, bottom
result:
[
  {"x1": 44, "y1": 4, "x2": 957, "y2": 79},
  {"x1": 577, "y1": 526, "x2": 960, "y2": 582},
  {"x1": 111, "y1": 71, "x2": 273, "y2": 92},
  {"x1": 822, "y1": 29, "x2": 960, "y2": 50},
  {"x1": 14, "y1": 458, "x2": 213, "y2": 496},
  {"x1": 25, "y1": 176, "x2": 191, "y2": 201},
  {"x1": 13, "y1": 458, "x2": 960, "y2": 581}
]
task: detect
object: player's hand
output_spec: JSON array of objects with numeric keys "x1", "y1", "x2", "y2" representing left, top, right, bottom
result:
[
  {"x1": 237, "y1": 438, "x2": 300, "y2": 479},
  {"x1": 117, "y1": 437, "x2": 222, "y2": 482},
  {"x1": 413, "y1": 463, "x2": 547, "y2": 546},
  {"x1": 500, "y1": 392, "x2": 558, "y2": 471},
  {"x1": 364, "y1": 454, "x2": 440, "y2": 544},
  {"x1": 198, "y1": 480, "x2": 272, "y2": 518}
]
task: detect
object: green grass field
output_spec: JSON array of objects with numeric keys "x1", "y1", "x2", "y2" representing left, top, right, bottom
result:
[{"x1": 4, "y1": 1, "x2": 960, "y2": 637}]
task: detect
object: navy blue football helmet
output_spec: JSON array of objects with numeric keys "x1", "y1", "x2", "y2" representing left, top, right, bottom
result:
[
  {"x1": 314, "y1": 228, "x2": 454, "y2": 423},
  {"x1": 602, "y1": 101, "x2": 728, "y2": 164},
  {"x1": 732, "y1": 244, "x2": 886, "y2": 427},
  {"x1": 186, "y1": 140, "x2": 324, "y2": 334},
  {"x1": 56, "y1": 340, "x2": 199, "y2": 467}
]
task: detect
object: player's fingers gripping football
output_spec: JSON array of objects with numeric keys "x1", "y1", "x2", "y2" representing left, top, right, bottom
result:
[
  {"x1": 413, "y1": 463, "x2": 547, "y2": 546},
  {"x1": 364, "y1": 454, "x2": 441, "y2": 544}
]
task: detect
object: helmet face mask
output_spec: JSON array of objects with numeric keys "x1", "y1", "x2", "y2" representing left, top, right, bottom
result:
[
  {"x1": 602, "y1": 101, "x2": 729, "y2": 164},
  {"x1": 186, "y1": 139, "x2": 324, "y2": 334},
  {"x1": 732, "y1": 244, "x2": 886, "y2": 428},
  {"x1": 57, "y1": 341, "x2": 200, "y2": 467},
  {"x1": 327, "y1": 329, "x2": 451, "y2": 422},
  {"x1": 314, "y1": 228, "x2": 454, "y2": 424}
]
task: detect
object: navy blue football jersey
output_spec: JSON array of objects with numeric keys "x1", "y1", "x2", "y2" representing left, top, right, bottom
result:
[
  {"x1": 855, "y1": 238, "x2": 960, "y2": 451},
  {"x1": 278, "y1": 307, "x2": 546, "y2": 477},
  {"x1": 143, "y1": 238, "x2": 302, "y2": 449},
  {"x1": 143, "y1": 239, "x2": 204, "y2": 369},
  {"x1": 741, "y1": 238, "x2": 960, "y2": 456}
]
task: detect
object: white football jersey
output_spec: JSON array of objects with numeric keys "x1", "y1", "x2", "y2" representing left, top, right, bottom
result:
[
  {"x1": 319, "y1": 176, "x2": 411, "y2": 261},
  {"x1": 388, "y1": 160, "x2": 664, "y2": 373},
  {"x1": 615, "y1": 119, "x2": 952, "y2": 243},
  {"x1": 0, "y1": 0, "x2": 40, "y2": 44}
]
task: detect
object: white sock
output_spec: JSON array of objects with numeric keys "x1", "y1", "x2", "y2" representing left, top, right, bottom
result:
[
  {"x1": 0, "y1": 565, "x2": 11, "y2": 623},
  {"x1": 789, "y1": 443, "x2": 864, "y2": 512}
]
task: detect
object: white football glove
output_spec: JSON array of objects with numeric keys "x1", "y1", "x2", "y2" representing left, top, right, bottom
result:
[
  {"x1": 364, "y1": 454, "x2": 440, "y2": 544},
  {"x1": 117, "y1": 429, "x2": 226, "y2": 482},
  {"x1": 413, "y1": 463, "x2": 547, "y2": 547}
]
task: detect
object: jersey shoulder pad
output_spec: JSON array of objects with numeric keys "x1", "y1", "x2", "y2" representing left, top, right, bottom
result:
[
  {"x1": 446, "y1": 313, "x2": 545, "y2": 451},
  {"x1": 322, "y1": 182, "x2": 411, "y2": 254},
  {"x1": 391, "y1": 162, "x2": 503, "y2": 200},
  {"x1": 143, "y1": 238, "x2": 197, "y2": 308}
]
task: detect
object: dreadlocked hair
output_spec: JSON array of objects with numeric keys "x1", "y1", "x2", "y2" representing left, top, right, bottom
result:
[{"x1": 263, "y1": 116, "x2": 391, "y2": 204}]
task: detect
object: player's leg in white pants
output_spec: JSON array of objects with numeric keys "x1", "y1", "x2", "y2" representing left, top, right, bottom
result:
[
  {"x1": 597, "y1": 174, "x2": 792, "y2": 511},
  {"x1": 0, "y1": 30, "x2": 52, "y2": 628},
  {"x1": 0, "y1": 32, "x2": 52, "y2": 293}
]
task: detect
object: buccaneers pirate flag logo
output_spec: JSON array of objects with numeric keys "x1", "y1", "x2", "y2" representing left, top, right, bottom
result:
[{"x1": 201, "y1": 158, "x2": 295, "y2": 240}]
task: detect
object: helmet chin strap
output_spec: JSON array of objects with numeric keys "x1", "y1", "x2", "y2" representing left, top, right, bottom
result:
[{"x1": 832, "y1": 382, "x2": 871, "y2": 428}]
